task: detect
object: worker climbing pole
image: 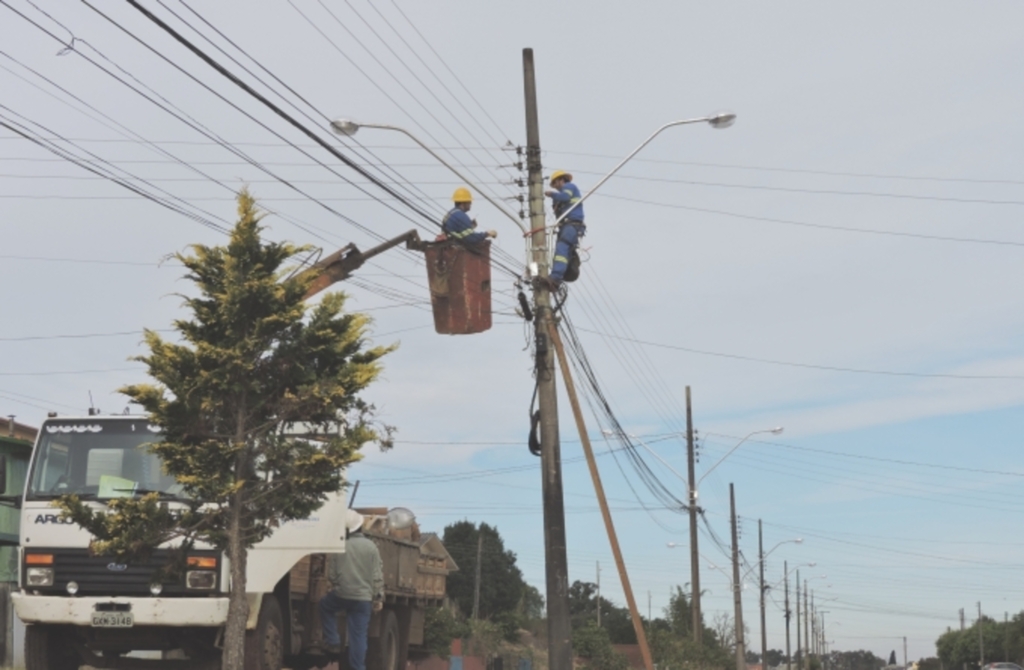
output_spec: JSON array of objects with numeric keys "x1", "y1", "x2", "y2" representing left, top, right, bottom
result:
[{"x1": 542, "y1": 170, "x2": 586, "y2": 291}]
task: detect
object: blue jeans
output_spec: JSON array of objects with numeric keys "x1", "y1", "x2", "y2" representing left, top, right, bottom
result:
[
  {"x1": 319, "y1": 592, "x2": 372, "y2": 670},
  {"x1": 550, "y1": 222, "x2": 585, "y2": 281}
]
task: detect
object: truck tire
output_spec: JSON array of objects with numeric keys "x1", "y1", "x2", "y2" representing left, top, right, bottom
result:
[
  {"x1": 367, "y1": 609, "x2": 402, "y2": 670},
  {"x1": 244, "y1": 595, "x2": 285, "y2": 670},
  {"x1": 25, "y1": 625, "x2": 80, "y2": 670}
]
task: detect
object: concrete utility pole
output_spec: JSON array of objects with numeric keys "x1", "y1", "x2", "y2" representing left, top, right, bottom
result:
[
  {"x1": 960, "y1": 608, "x2": 966, "y2": 670},
  {"x1": 803, "y1": 581, "x2": 809, "y2": 670},
  {"x1": 796, "y1": 572, "x2": 801, "y2": 670},
  {"x1": 523, "y1": 48, "x2": 572, "y2": 670},
  {"x1": 730, "y1": 484, "x2": 746, "y2": 670},
  {"x1": 903, "y1": 636, "x2": 907, "y2": 668},
  {"x1": 686, "y1": 387, "x2": 702, "y2": 644},
  {"x1": 472, "y1": 532, "x2": 483, "y2": 620},
  {"x1": 810, "y1": 592, "x2": 816, "y2": 656},
  {"x1": 760, "y1": 520, "x2": 767, "y2": 670},
  {"x1": 785, "y1": 562, "x2": 792, "y2": 670},
  {"x1": 978, "y1": 602, "x2": 984, "y2": 670},
  {"x1": 597, "y1": 561, "x2": 602, "y2": 627}
]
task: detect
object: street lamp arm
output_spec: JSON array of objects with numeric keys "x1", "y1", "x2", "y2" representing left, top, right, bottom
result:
[
  {"x1": 332, "y1": 120, "x2": 528, "y2": 234},
  {"x1": 696, "y1": 426, "x2": 782, "y2": 488},
  {"x1": 605, "y1": 430, "x2": 689, "y2": 504},
  {"x1": 550, "y1": 114, "x2": 732, "y2": 229},
  {"x1": 741, "y1": 538, "x2": 803, "y2": 581}
]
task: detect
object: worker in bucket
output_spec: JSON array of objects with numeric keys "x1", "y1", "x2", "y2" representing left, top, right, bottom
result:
[
  {"x1": 443, "y1": 187, "x2": 498, "y2": 243},
  {"x1": 318, "y1": 510, "x2": 384, "y2": 668},
  {"x1": 542, "y1": 170, "x2": 585, "y2": 290}
]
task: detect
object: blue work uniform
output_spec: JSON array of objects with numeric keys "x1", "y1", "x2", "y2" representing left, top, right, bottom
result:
[
  {"x1": 547, "y1": 181, "x2": 586, "y2": 281},
  {"x1": 442, "y1": 207, "x2": 488, "y2": 244}
]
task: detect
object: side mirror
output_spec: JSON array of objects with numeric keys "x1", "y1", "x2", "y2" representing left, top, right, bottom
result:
[{"x1": 0, "y1": 455, "x2": 7, "y2": 496}]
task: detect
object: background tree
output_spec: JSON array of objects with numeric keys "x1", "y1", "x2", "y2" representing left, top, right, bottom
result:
[
  {"x1": 423, "y1": 607, "x2": 472, "y2": 659},
  {"x1": 59, "y1": 191, "x2": 394, "y2": 670},
  {"x1": 829, "y1": 650, "x2": 886, "y2": 670},
  {"x1": 936, "y1": 615, "x2": 1013, "y2": 670},
  {"x1": 443, "y1": 521, "x2": 529, "y2": 630},
  {"x1": 573, "y1": 623, "x2": 630, "y2": 670},
  {"x1": 568, "y1": 580, "x2": 639, "y2": 644},
  {"x1": 520, "y1": 584, "x2": 545, "y2": 620}
]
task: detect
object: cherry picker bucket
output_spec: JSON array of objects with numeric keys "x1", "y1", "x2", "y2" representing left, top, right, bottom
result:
[{"x1": 421, "y1": 240, "x2": 492, "y2": 335}]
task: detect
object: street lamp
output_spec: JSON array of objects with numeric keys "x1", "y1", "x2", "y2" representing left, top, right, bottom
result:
[
  {"x1": 329, "y1": 118, "x2": 528, "y2": 234},
  {"x1": 550, "y1": 111, "x2": 737, "y2": 227}
]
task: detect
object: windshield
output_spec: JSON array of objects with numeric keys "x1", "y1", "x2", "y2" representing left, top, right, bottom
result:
[{"x1": 26, "y1": 419, "x2": 180, "y2": 500}]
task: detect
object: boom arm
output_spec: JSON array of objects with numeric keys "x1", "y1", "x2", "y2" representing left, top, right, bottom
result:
[{"x1": 300, "y1": 229, "x2": 422, "y2": 299}]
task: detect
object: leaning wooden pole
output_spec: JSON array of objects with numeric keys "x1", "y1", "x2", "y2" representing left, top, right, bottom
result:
[{"x1": 547, "y1": 321, "x2": 654, "y2": 670}]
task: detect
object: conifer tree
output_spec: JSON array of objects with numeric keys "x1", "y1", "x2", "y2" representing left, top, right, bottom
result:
[{"x1": 59, "y1": 190, "x2": 394, "y2": 670}]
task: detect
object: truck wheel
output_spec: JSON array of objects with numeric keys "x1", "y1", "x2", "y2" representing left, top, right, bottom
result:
[
  {"x1": 244, "y1": 595, "x2": 284, "y2": 670},
  {"x1": 25, "y1": 625, "x2": 80, "y2": 670},
  {"x1": 367, "y1": 609, "x2": 402, "y2": 670}
]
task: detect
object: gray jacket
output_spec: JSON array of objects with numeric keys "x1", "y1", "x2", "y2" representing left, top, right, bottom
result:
[{"x1": 327, "y1": 532, "x2": 384, "y2": 602}]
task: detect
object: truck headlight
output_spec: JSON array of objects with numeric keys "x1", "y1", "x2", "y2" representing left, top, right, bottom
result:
[
  {"x1": 26, "y1": 568, "x2": 54, "y2": 587},
  {"x1": 186, "y1": 570, "x2": 216, "y2": 590}
]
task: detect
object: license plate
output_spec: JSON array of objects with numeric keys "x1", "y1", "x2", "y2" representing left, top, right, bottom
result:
[{"x1": 91, "y1": 612, "x2": 133, "y2": 628}]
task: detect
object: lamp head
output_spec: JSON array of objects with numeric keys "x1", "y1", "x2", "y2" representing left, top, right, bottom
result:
[
  {"x1": 707, "y1": 111, "x2": 736, "y2": 129},
  {"x1": 770, "y1": 426, "x2": 784, "y2": 435},
  {"x1": 794, "y1": 538, "x2": 803, "y2": 544},
  {"x1": 330, "y1": 118, "x2": 360, "y2": 137}
]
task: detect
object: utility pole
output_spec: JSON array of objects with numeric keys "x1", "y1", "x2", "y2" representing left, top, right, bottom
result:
[
  {"x1": 903, "y1": 636, "x2": 907, "y2": 668},
  {"x1": 760, "y1": 519, "x2": 767, "y2": 670},
  {"x1": 523, "y1": 47, "x2": 572, "y2": 670},
  {"x1": 730, "y1": 484, "x2": 746, "y2": 670},
  {"x1": 785, "y1": 561, "x2": 792, "y2": 670},
  {"x1": 597, "y1": 561, "x2": 602, "y2": 627},
  {"x1": 978, "y1": 602, "x2": 984, "y2": 670},
  {"x1": 960, "y1": 608, "x2": 966, "y2": 670},
  {"x1": 472, "y1": 532, "x2": 483, "y2": 620},
  {"x1": 686, "y1": 386, "x2": 702, "y2": 644},
  {"x1": 796, "y1": 571, "x2": 802, "y2": 670},
  {"x1": 810, "y1": 592, "x2": 816, "y2": 656},
  {"x1": 803, "y1": 582, "x2": 809, "y2": 670},
  {"x1": 1005, "y1": 612, "x2": 1009, "y2": 662}
]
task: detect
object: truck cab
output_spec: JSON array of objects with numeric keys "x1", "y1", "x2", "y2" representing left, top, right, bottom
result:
[{"x1": 8, "y1": 415, "x2": 455, "y2": 670}]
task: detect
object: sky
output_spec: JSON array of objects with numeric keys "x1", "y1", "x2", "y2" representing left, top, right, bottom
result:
[{"x1": 2, "y1": 0, "x2": 1024, "y2": 662}]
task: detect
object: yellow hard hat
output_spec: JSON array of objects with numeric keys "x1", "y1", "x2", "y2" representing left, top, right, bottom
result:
[
  {"x1": 549, "y1": 170, "x2": 572, "y2": 186},
  {"x1": 452, "y1": 187, "x2": 473, "y2": 203}
]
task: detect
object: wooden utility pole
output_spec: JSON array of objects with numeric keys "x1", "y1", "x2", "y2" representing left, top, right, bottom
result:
[
  {"x1": 730, "y1": 484, "x2": 746, "y2": 670},
  {"x1": 472, "y1": 532, "x2": 483, "y2": 620},
  {"x1": 548, "y1": 322, "x2": 653, "y2": 670},
  {"x1": 523, "y1": 48, "x2": 572, "y2": 670},
  {"x1": 759, "y1": 520, "x2": 767, "y2": 670},
  {"x1": 597, "y1": 561, "x2": 602, "y2": 627},
  {"x1": 686, "y1": 387, "x2": 702, "y2": 644},
  {"x1": 785, "y1": 561, "x2": 792, "y2": 670}
]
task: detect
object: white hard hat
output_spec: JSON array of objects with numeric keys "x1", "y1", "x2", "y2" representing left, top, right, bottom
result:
[{"x1": 346, "y1": 509, "x2": 364, "y2": 534}]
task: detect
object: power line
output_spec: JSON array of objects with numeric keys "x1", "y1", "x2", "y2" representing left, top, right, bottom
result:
[
  {"x1": 0, "y1": 329, "x2": 172, "y2": 342},
  {"x1": 550, "y1": 150, "x2": 1024, "y2": 187},
  {"x1": 573, "y1": 326, "x2": 1024, "y2": 380},
  {"x1": 598, "y1": 193, "x2": 1024, "y2": 249}
]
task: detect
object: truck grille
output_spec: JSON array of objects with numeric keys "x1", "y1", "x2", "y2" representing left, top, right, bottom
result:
[{"x1": 26, "y1": 548, "x2": 219, "y2": 597}]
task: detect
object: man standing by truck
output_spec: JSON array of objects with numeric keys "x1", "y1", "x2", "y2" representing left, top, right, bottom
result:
[{"x1": 319, "y1": 510, "x2": 385, "y2": 669}]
